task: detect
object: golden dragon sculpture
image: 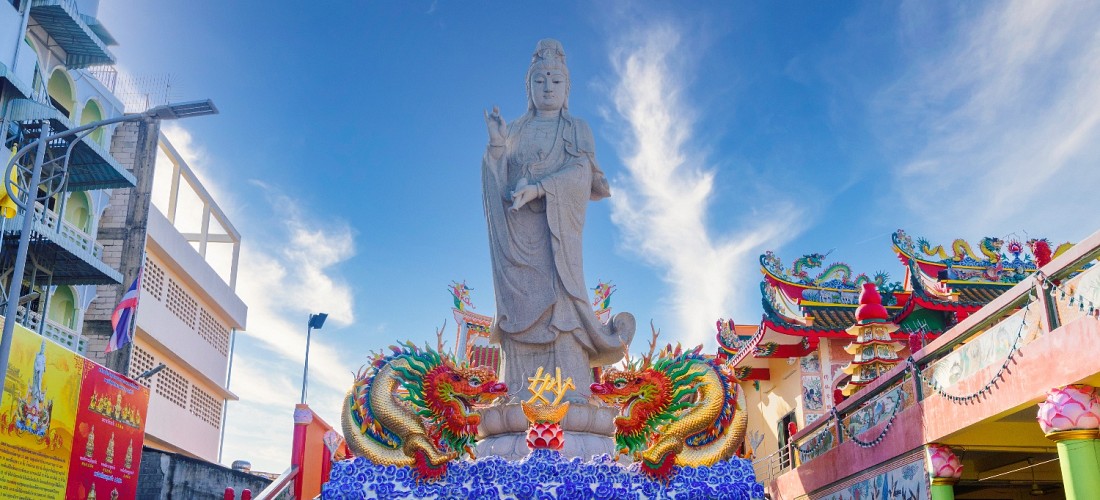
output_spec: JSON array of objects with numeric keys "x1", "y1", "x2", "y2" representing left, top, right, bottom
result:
[
  {"x1": 341, "y1": 343, "x2": 507, "y2": 480},
  {"x1": 919, "y1": 236, "x2": 1004, "y2": 263},
  {"x1": 590, "y1": 344, "x2": 747, "y2": 481}
]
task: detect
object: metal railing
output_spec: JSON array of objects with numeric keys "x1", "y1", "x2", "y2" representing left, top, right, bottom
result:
[
  {"x1": 254, "y1": 465, "x2": 298, "y2": 500},
  {"x1": 85, "y1": 65, "x2": 118, "y2": 93},
  {"x1": 753, "y1": 446, "x2": 794, "y2": 484}
]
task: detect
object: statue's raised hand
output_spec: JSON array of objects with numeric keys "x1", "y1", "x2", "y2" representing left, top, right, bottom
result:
[{"x1": 484, "y1": 106, "x2": 507, "y2": 146}]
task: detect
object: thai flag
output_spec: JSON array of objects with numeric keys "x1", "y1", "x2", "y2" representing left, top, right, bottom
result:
[{"x1": 106, "y1": 269, "x2": 142, "y2": 353}]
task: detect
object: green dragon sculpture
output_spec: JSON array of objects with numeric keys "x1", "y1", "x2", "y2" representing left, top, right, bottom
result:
[
  {"x1": 590, "y1": 345, "x2": 747, "y2": 481},
  {"x1": 852, "y1": 270, "x2": 890, "y2": 288},
  {"x1": 341, "y1": 343, "x2": 508, "y2": 480},
  {"x1": 789, "y1": 253, "x2": 825, "y2": 280}
]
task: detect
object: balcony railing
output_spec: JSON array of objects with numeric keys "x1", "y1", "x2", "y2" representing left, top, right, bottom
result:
[
  {"x1": 753, "y1": 446, "x2": 794, "y2": 485},
  {"x1": 85, "y1": 65, "x2": 117, "y2": 93},
  {"x1": 785, "y1": 229, "x2": 1100, "y2": 471},
  {"x1": 43, "y1": 318, "x2": 86, "y2": 354},
  {"x1": 29, "y1": 202, "x2": 104, "y2": 258},
  {"x1": 15, "y1": 305, "x2": 41, "y2": 331}
]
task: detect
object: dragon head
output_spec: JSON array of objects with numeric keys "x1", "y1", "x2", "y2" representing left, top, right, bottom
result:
[
  {"x1": 591, "y1": 366, "x2": 672, "y2": 456},
  {"x1": 591, "y1": 347, "x2": 705, "y2": 458},
  {"x1": 418, "y1": 362, "x2": 507, "y2": 454},
  {"x1": 1027, "y1": 238, "x2": 1053, "y2": 268}
]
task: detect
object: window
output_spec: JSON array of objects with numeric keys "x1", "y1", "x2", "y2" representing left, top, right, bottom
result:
[
  {"x1": 47, "y1": 286, "x2": 76, "y2": 329},
  {"x1": 79, "y1": 99, "x2": 105, "y2": 145},
  {"x1": 47, "y1": 69, "x2": 75, "y2": 119},
  {"x1": 63, "y1": 192, "x2": 92, "y2": 234}
]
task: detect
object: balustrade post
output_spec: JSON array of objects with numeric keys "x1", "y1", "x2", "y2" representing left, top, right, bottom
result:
[
  {"x1": 1038, "y1": 385, "x2": 1100, "y2": 500},
  {"x1": 925, "y1": 443, "x2": 962, "y2": 500}
]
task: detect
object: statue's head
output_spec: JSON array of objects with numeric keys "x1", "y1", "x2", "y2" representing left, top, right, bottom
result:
[{"x1": 526, "y1": 38, "x2": 570, "y2": 113}]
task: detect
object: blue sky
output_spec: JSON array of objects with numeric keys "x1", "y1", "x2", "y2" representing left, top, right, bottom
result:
[{"x1": 98, "y1": 1, "x2": 1100, "y2": 472}]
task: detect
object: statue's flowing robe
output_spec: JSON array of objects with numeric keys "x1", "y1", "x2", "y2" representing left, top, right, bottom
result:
[{"x1": 482, "y1": 112, "x2": 623, "y2": 367}]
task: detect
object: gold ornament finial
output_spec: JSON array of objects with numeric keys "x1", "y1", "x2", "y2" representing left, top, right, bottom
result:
[{"x1": 525, "y1": 367, "x2": 575, "y2": 406}]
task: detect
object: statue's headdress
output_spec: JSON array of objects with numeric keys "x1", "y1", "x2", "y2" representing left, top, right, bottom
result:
[{"x1": 526, "y1": 38, "x2": 570, "y2": 112}]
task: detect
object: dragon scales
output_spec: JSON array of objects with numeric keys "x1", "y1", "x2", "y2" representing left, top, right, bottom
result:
[
  {"x1": 341, "y1": 343, "x2": 507, "y2": 480},
  {"x1": 590, "y1": 345, "x2": 748, "y2": 481}
]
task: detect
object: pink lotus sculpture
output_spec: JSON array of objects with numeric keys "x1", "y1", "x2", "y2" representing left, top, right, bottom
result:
[
  {"x1": 1037, "y1": 385, "x2": 1100, "y2": 435},
  {"x1": 925, "y1": 443, "x2": 963, "y2": 479},
  {"x1": 526, "y1": 422, "x2": 565, "y2": 450}
]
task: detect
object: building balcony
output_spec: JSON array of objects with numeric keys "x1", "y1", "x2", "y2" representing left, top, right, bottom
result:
[
  {"x1": 5, "y1": 99, "x2": 136, "y2": 191},
  {"x1": 15, "y1": 305, "x2": 41, "y2": 331},
  {"x1": 761, "y1": 229, "x2": 1100, "y2": 498},
  {"x1": 28, "y1": 0, "x2": 115, "y2": 69},
  {"x1": 2, "y1": 202, "x2": 121, "y2": 285},
  {"x1": 42, "y1": 317, "x2": 85, "y2": 354}
]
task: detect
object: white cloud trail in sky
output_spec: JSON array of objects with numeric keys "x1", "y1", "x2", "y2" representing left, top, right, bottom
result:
[
  {"x1": 880, "y1": 1, "x2": 1100, "y2": 239},
  {"x1": 606, "y1": 24, "x2": 801, "y2": 348}
]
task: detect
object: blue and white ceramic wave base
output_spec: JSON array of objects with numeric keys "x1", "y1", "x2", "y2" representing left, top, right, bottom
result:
[{"x1": 322, "y1": 449, "x2": 766, "y2": 499}]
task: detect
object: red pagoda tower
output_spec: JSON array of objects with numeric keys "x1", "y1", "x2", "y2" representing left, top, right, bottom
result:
[{"x1": 840, "y1": 283, "x2": 902, "y2": 396}]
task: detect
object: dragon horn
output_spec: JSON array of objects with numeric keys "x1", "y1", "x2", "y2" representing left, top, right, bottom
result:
[{"x1": 643, "y1": 320, "x2": 661, "y2": 369}]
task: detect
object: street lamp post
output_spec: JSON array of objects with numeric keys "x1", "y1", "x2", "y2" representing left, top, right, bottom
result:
[
  {"x1": 301, "y1": 313, "x2": 328, "y2": 405},
  {"x1": 0, "y1": 100, "x2": 218, "y2": 394}
]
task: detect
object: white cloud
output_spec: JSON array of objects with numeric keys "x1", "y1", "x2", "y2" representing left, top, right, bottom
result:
[
  {"x1": 878, "y1": 1, "x2": 1100, "y2": 241},
  {"x1": 219, "y1": 183, "x2": 357, "y2": 471},
  {"x1": 606, "y1": 24, "x2": 802, "y2": 348}
]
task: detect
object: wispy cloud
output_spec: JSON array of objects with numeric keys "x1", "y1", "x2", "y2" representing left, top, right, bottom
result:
[
  {"x1": 219, "y1": 183, "x2": 357, "y2": 471},
  {"x1": 606, "y1": 24, "x2": 802, "y2": 347},
  {"x1": 877, "y1": 1, "x2": 1100, "y2": 240}
]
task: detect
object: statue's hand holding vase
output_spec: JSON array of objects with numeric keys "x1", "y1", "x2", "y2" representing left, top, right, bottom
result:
[{"x1": 510, "y1": 178, "x2": 541, "y2": 211}]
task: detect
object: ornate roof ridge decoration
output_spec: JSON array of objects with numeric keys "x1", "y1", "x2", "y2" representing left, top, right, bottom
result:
[
  {"x1": 715, "y1": 318, "x2": 752, "y2": 357},
  {"x1": 760, "y1": 251, "x2": 901, "y2": 301},
  {"x1": 758, "y1": 249, "x2": 906, "y2": 335},
  {"x1": 731, "y1": 325, "x2": 819, "y2": 365},
  {"x1": 893, "y1": 229, "x2": 1073, "y2": 285},
  {"x1": 592, "y1": 281, "x2": 615, "y2": 325}
]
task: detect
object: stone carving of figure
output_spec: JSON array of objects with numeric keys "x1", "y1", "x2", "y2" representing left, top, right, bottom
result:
[{"x1": 482, "y1": 39, "x2": 635, "y2": 400}]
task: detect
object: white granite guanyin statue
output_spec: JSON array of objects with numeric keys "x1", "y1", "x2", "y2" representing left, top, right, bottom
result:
[
  {"x1": 482, "y1": 38, "x2": 636, "y2": 402},
  {"x1": 478, "y1": 39, "x2": 636, "y2": 460}
]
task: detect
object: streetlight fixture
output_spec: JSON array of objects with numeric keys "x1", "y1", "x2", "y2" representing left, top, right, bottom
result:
[
  {"x1": 301, "y1": 313, "x2": 328, "y2": 404},
  {"x1": 135, "y1": 363, "x2": 167, "y2": 381},
  {"x1": 0, "y1": 99, "x2": 218, "y2": 393}
]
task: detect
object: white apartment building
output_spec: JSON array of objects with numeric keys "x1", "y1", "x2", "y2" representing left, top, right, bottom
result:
[{"x1": 0, "y1": 0, "x2": 247, "y2": 464}]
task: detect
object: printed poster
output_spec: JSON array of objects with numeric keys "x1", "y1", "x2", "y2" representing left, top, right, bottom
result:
[
  {"x1": 65, "y1": 361, "x2": 149, "y2": 500},
  {"x1": 0, "y1": 324, "x2": 83, "y2": 499},
  {"x1": 0, "y1": 324, "x2": 149, "y2": 499}
]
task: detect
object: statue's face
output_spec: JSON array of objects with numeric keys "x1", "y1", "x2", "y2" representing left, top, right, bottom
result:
[{"x1": 530, "y1": 69, "x2": 567, "y2": 112}]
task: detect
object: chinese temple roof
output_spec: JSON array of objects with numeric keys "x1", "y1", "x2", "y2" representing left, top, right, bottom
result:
[{"x1": 891, "y1": 230, "x2": 1071, "y2": 317}]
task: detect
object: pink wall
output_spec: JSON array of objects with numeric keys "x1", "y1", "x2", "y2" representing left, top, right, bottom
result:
[{"x1": 770, "y1": 314, "x2": 1100, "y2": 498}]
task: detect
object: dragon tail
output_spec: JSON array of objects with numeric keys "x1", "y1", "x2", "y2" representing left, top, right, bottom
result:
[{"x1": 677, "y1": 377, "x2": 749, "y2": 467}]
